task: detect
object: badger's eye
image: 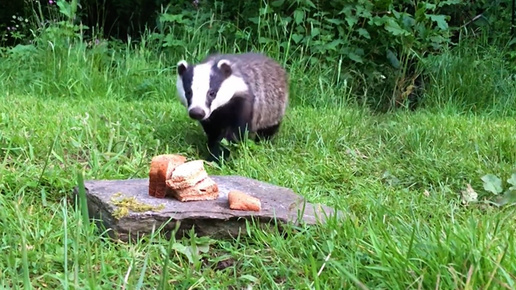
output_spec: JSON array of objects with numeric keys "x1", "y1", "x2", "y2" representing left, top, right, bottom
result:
[
  {"x1": 207, "y1": 89, "x2": 216, "y2": 99},
  {"x1": 185, "y1": 90, "x2": 192, "y2": 98}
]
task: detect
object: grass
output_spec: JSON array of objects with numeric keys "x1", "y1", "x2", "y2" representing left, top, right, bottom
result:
[
  {"x1": 1, "y1": 28, "x2": 516, "y2": 289},
  {"x1": 419, "y1": 41, "x2": 516, "y2": 114}
]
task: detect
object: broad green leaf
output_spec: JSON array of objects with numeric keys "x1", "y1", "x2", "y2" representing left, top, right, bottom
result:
[
  {"x1": 347, "y1": 52, "x2": 363, "y2": 63},
  {"x1": 172, "y1": 243, "x2": 194, "y2": 264},
  {"x1": 57, "y1": 0, "x2": 72, "y2": 18},
  {"x1": 424, "y1": 3, "x2": 437, "y2": 11},
  {"x1": 384, "y1": 18, "x2": 409, "y2": 36},
  {"x1": 325, "y1": 18, "x2": 345, "y2": 25},
  {"x1": 311, "y1": 28, "x2": 320, "y2": 38},
  {"x1": 197, "y1": 243, "x2": 210, "y2": 253},
  {"x1": 303, "y1": 0, "x2": 317, "y2": 9},
  {"x1": 271, "y1": 0, "x2": 284, "y2": 7},
  {"x1": 371, "y1": 16, "x2": 386, "y2": 27},
  {"x1": 492, "y1": 189, "x2": 516, "y2": 207},
  {"x1": 162, "y1": 37, "x2": 186, "y2": 48},
  {"x1": 338, "y1": 6, "x2": 352, "y2": 16},
  {"x1": 507, "y1": 173, "x2": 516, "y2": 190},
  {"x1": 427, "y1": 14, "x2": 448, "y2": 30},
  {"x1": 415, "y1": 5, "x2": 426, "y2": 21},
  {"x1": 382, "y1": 171, "x2": 400, "y2": 186},
  {"x1": 386, "y1": 49, "x2": 400, "y2": 69},
  {"x1": 324, "y1": 39, "x2": 344, "y2": 51},
  {"x1": 392, "y1": 10, "x2": 401, "y2": 19},
  {"x1": 291, "y1": 34, "x2": 303, "y2": 44},
  {"x1": 481, "y1": 174, "x2": 503, "y2": 195},
  {"x1": 357, "y1": 28, "x2": 370, "y2": 39},
  {"x1": 401, "y1": 15, "x2": 416, "y2": 29},
  {"x1": 472, "y1": 16, "x2": 490, "y2": 27},
  {"x1": 258, "y1": 37, "x2": 271, "y2": 44},
  {"x1": 345, "y1": 15, "x2": 358, "y2": 28},
  {"x1": 9, "y1": 44, "x2": 37, "y2": 55},
  {"x1": 294, "y1": 9, "x2": 305, "y2": 25},
  {"x1": 159, "y1": 14, "x2": 184, "y2": 23},
  {"x1": 248, "y1": 17, "x2": 259, "y2": 24},
  {"x1": 438, "y1": 0, "x2": 462, "y2": 7}
]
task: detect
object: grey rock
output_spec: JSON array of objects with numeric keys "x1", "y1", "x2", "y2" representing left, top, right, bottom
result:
[{"x1": 73, "y1": 176, "x2": 340, "y2": 241}]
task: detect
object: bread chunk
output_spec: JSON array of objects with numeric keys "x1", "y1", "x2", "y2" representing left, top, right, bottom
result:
[
  {"x1": 166, "y1": 160, "x2": 208, "y2": 189},
  {"x1": 228, "y1": 190, "x2": 261, "y2": 212},
  {"x1": 148, "y1": 154, "x2": 187, "y2": 198},
  {"x1": 168, "y1": 176, "x2": 219, "y2": 202},
  {"x1": 149, "y1": 155, "x2": 220, "y2": 202}
]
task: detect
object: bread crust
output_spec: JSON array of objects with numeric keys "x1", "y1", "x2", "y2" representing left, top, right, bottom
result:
[
  {"x1": 228, "y1": 190, "x2": 261, "y2": 212},
  {"x1": 148, "y1": 154, "x2": 187, "y2": 198}
]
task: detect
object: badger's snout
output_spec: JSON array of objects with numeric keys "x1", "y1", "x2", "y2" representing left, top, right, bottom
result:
[{"x1": 188, "y1": 107, "x2": 206, "y2": 120}]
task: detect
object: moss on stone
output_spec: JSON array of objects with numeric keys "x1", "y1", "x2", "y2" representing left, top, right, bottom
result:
[{"x1": 111, "y1": 192, "x2": 165, "y2": 219}]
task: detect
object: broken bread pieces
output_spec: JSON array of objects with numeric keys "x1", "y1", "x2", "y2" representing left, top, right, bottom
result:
[
  {"x1": 148, "y1": 154, "x2": 220, "y2": 202},
  {"x1": 164, "y1": 159, "x2": 219, "y2": 202},
  {"x1": 167, "y1": 174, "x2": 219, "y2": 202},
  {"x1": 166, "y1": 160, "x2": 208, "y2": 190},
  {"x1": 228, "y1": 190, "x2": 261, "y2": 212},
  {"x1": 149, "y1": 154, "x2": 187, "y2": 198},
  {"x1": 149, "y1": 155, "x2": 262, "y2": 210}
]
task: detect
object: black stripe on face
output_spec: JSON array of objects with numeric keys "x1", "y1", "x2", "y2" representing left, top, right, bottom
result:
[
  {"x1": 206, "y1": 65, "x2": 229, "y2": 108},
  {"x1": 180, "y1": 67, "x2": 194, "y2": 106}
]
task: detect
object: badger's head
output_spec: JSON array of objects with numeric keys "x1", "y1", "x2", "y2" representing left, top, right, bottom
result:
[{"x1": 176, "y1": 58, "x2": 248, "y2": 121}]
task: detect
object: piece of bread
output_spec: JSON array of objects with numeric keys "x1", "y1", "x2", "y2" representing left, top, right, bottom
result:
[
  {"x1": 168, "y1": 176, "x2": 219, "y2": 202},
  {"x1": 228, "y1": 190, "x2": 261, "y2": 212},
  {"x1": 166, "y1": 160, "x2": 208, "y2": 190},
  {"x1": 148, "y1": 154, "x2": 187, "y2": 198}
]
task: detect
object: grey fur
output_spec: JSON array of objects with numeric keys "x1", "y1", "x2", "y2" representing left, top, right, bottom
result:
[
  {"x1": 177, "y1": 52, "x2": 289, "y2": 161},
  {"x1": 210, "y1": 52, "x2": 289, "y2": 132}
]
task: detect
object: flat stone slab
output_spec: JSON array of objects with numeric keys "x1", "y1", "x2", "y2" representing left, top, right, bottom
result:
[{"x1": 74, "y1": 176, "x2": 340, "y2": 241}]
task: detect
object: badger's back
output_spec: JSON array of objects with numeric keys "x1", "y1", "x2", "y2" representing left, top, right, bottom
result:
[{"x1": 205, "y1": 53, "x2": 289, "y2": 132}]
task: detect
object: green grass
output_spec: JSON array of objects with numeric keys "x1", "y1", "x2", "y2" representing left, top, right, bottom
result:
[
  {"x1": 1, "y1": 33, "x2": 516, "y2": 289},
  {"x1": 419, "y1": 42, "x2": 516, "y2": 114}
]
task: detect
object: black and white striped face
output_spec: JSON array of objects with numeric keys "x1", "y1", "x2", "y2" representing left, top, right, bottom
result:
[{"x1": 176, "y1": 58, "x2": 248, "y2": 121}]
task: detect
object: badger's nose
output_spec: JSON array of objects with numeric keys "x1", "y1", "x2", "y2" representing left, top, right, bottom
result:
[{"x1": 188, "y1": 107, "x2": 206, "y2": 120}]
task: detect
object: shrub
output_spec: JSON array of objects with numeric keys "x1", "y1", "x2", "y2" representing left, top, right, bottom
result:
[
  {"x1": 2, "y1": 0, "x2": 515, "y2": 111},
  {"x1": 153, "y1": 0, "x2": 469, "y2": 109}
]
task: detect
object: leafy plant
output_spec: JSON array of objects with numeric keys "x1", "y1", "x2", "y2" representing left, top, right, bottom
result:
[
  {"x1": 462, "y1": 172, "x2": 516, "y2": 207},
  {"x1": 152, "y1": 0, "x2": 483, "y2": 110},
  {"x1": 4, "y1": 0, "x2": 513, "y2": 111},
  {"x1": 482, "y1": 172, "x2": 516, "y2": 206}
]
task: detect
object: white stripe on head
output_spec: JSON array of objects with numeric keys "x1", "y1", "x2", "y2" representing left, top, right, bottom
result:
[
  {"x1": 176, "y1": 75, "x2": 187, "y2": 107},
  {"x1": 210, "y1": 75, "x2": 248, "y2": 113},
  {"x1": 217, "y1": 59, "x2": 231, "y2": 71},
  {"x1": 176, "y1": 60, "x2": 188, "y2": 107},
  {"x1": 189, "y1": 62, "x2": 212, "y2": 118}
]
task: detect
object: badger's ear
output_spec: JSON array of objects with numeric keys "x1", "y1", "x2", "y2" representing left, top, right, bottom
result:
[
  {"x1": 217, "y1": 59, "x2": 232, "y2": 77},
  {"x1": 177, "y1": 60, "x2": 188, "y2": 76}
]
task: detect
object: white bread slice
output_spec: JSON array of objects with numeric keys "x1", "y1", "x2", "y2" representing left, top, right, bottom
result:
[
  {"x1": 168, "y1": 176, "x2": 219, "y2": 202},
  {"x1": 166, "y1": 160, "x2": 208, "y2": 189}
]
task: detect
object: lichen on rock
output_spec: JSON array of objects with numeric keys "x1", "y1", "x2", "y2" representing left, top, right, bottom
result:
[{"x1": 111, "y1": 192, "x2": 165, "y2": 219}]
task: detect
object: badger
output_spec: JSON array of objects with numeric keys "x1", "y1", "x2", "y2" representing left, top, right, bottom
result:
[{"x1": 175, "y1": 52, "x2": 289, "y2": 162}]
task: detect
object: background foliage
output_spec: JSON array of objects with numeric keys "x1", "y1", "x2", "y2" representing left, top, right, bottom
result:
[{"x1": 1, "y1": 0, "x2": 515, "y2": 110}]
